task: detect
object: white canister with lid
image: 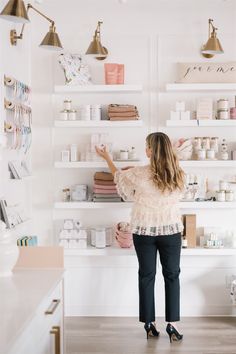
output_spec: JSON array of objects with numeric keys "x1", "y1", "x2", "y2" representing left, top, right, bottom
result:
[
  {"x1": 197, "y1": 149, "x2": 206, "y2": 160},
  {"x1": 95, "y1": 228, "x2": 106, "y2": 248},
  {"x1": 80, "y1": 105, "x2": 91, "y2": 121},
  {"x1": 217, "y1": 99, "x2": 229, "y2": 110},
  {"x1": 128, "y1": 147, "x2": 137, "y2": 160},
  {"x1": 206, "y1": 149, "x2": 215, "y2": 160},
  {"x1": 216, "y1": 190, "x2": 225, "y2": 202},
  {"x1": 225, "y1": 190, "x2": 234, "y2": 202},
  {"x1": 218, "y1": 109, "x2": 229, "y2": 120},
  {"x1": 68, "y1": 110, "x2": 77, "y2": 121},
  {"x1": 64, "y1": 99, "x2": 72, "y2": 111},
  {"x1": 60, "y1": 110, "x2": 69, "y2": 121},
  {"x1": 91, "y1": 104, "x2": 102, "y2": 121},
  {"x1": 120, "y1": 150, "x2": 129, "y2": 160}
]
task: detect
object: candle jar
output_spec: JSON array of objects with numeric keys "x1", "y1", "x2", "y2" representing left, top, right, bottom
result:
[
  {"x1": 225, "y1": 190, "x2": 234, "y2": 202},
  {"x1": 216, "y1": 190, "x2": 225, "y2": 202},
  {"x1": 60, "y1": 109, "x2": 69, "y2": 121},
  {"x1": 217, "y1": 99, "x2": 229, "y2": 110},
  {"x1": 206, "y1": 149, "x2": 215, "y2": 160},
  {"x1": 64, "y1": 100, "x2": 72, "y2": 111},
  {"x1": 220, "y1": 151, "x2": 229, "y2": 160},
  {"x1": 80, "y1": 105, "x2": 91, "y2": 121},
  {"x1": 197, "y1": 149, "x2": 206, "y2": 160},
  {"x1": 210, "y1": 137, "x2": 219, "y2": 154},
  {"x1": 217, "y1": 109, "x2": 229, "y2": 120},
  {"x1": 119, "y1": 150, "x2": 129, "y2": 160},
  {"x1": 128, "y1": 147, "x2": 137, "y2": 160},
  {"x1": 91, "y1": 104, "x2": 102, "y2": 121},
  {"x1": 68, "y1": 110, "x2": 77, "y2": 121},
  {"x1": 193, "y1": 137, "x2": 202, "y2": 154}
]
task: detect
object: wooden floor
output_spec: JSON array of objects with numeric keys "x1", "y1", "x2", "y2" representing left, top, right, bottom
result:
[{"x1": 65, "y1": 316, "x2": 236, "y2": 354}]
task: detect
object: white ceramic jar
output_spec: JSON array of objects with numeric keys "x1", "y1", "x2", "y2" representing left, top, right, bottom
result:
[
  {"x1": 197, "y1": 149, "x2": 206, "y2": 160},
  {"x1": 225, "y1": 190, "x2": 234, "y2": 202},
  {"x1": 80, "y1": 105, "x2": 91, "y2": 121},
  {"x1": 216, "y1": 190, "x2": 226, "y2": 202},
  {"x1": 217, "y1": 99, "x2": 229, "y2": 110},
  {"x1": 64, "y1": 99, "x2": 72, "y2": 111},
  {"x1": 120, "y1": 150, "x2": 129, "y2": 160},
  {"x1": 91, "y1": 104, "x2": 102, "y2": 121},
  {"x1": 68, "y1": 110, "x2": 77, "y2": 121},
  {"x1": 206, "y1": 149, "x2": 215, "y2": 160},
  {"x1": 60, "y1": 109, "x2": 69, "y2": 121}
]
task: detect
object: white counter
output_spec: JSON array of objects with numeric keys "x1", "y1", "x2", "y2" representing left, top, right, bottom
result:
[{"x1": 1, "y1": 269, "x2": 64, "y2": 354}]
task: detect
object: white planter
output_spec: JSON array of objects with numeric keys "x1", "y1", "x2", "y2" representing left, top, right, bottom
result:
[{"x1": 0, "y1": 221, "x2": 19, "y2": 277}]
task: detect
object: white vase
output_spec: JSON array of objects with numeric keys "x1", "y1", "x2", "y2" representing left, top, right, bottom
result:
[{"x1": 0, "y1": 221, "x2": 19, "y2": 277}]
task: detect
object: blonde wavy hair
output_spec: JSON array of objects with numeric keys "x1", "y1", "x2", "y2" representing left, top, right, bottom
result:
[{"x1": 146, "y1": 132, "x2": 185, "y2": 192}]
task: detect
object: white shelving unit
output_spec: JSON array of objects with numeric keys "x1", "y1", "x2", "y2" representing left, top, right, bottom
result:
[
  {"x1": 54, "y1": 84, "x2": 143, "y2": 93},
  {"x1": 166, "y1": 120, "x2": 236, "y2": 127},
  {"x1": 54, "y1": 120, "x2": 143, "y2": 128},
  {"x1": 179, "y1": 160, "x2": 236, "y2": 168},
  {"x1": 54, "y1": 161, "x2": 143, "y2": 169},
  {"x1": 54, "y1": 201, "x2": 236, "y2": 209},
  {"x1": 64, "y1": 246, "x2": 236, "y2": 257},
  {"x1": 166, "y1": 83, "x2": 236, "y2": 92}
]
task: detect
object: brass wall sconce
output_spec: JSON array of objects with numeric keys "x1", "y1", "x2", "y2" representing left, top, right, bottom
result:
[
  {"x1": 86, "y1": 21, "x2": 108, "y2": 60},
  {"x1": 201, "y1": 19, "x2": 224, "y2": 58},
  {"x1": 0, "y1": 0, "x2": 63, "y2": 50}
]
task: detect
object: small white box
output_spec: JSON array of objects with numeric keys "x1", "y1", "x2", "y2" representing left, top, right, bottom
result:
[
  {"x1": 180, "y1": 111, "x2": 191, "y2": 120},
  {"x1": 176, "y1": 101, "x2": 185, "y2": 112},
  {"x1": 70, "y1": 144, "x2": 77, "y2": 162},
  {"x1": 170, "y1": 111, "x2": 181, "y2": 120}
]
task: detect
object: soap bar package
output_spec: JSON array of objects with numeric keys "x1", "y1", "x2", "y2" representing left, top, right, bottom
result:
[
  {"x1": 71, "y1": 184, "x2": 88, "y2": 201},
  {"x1": 182, "y1": 214, "x2": 196, "y2": 248}
]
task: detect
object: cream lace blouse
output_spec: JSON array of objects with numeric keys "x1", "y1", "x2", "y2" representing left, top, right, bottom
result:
[{"x1": 114, "y1": 165, "x2": 184, "y2": 236}]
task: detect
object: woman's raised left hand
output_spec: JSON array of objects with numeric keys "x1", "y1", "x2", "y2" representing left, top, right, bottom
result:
[{"x1": 95, "y1": 145, "x2": 110, "y2": 161}]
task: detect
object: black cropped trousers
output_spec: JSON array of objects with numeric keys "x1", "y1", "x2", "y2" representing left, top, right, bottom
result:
[{"x1": 133, "y1": 233, "x2": 182, "y2": 323}]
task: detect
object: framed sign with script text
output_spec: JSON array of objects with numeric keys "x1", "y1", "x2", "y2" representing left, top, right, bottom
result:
[{"x1": 176, "y1": 62, "x2": 236, "y2": 83}]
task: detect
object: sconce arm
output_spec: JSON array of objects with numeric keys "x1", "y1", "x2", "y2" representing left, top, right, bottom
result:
[{"x1": 17, "y1": 3, "x2": 55, "y2": 40}]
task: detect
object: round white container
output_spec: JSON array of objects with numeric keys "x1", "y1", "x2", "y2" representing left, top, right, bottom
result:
[
  {"x1": 68, "y1": 110, "x2": 77, "y2": 121},
  {"x1": 64, "y1": 100, "x2": 72, "y2": 111},
  {"x1": 206, "y1": 149, "x2": 215, "y2": 159},
  {"x1": 60, "y1": 110, "x2": 69, "y2": 121},
  {"x1": 216, "y1": 190, "x2": 226, "y2": 202},
  {"x1": 197, "y1": 149, "x2": 206, "y2": 160},
  {"x1": 91, "y1": 104, "x2": 101, "y2": 121},
  {"x1": 217, "y1": 99, "x2": 229, "y2": 110},
  {"x1": 220, "y1": 151, "x2": 229, "y2": 160},
  {"x1": 225, "y1": 190, "x2": 234, "y2": 202},
  {"x1": 218, "y1": 109, "x2": 229, "y2": 120},
  {"x1": 80, "y1": 105, "x2": 91, "y2": 121},
  {"x1": 120, "y1": 150, "x2": 129, "y2": 160}
]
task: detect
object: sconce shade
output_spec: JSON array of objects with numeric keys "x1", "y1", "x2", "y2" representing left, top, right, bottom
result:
[
  {"x1": 0, "y1": 0, "x2": 29, "y2": 23},
  {"x1": 39, "y1": 26, "x2": 63, "y2": 50},
  {"x1": 202, "y1": 35, "x2": 224, "y2": 55},
  {"x1": 86, "y1": 37, "x2": 107, "y2": 58}
]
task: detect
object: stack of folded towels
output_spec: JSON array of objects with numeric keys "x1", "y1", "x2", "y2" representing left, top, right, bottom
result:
[
  {"x1": 93, "y1": 171, "x2": 122, "y2": 202},
  {"x1": 107, "y1": 104, "x2": 139, "y2": 121}
]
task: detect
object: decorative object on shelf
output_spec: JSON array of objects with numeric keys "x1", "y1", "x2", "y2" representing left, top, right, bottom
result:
[
  {"x1": 60, "y1": 99, "x2": 77, "y2": 120},
  {"x1": 17, "y1": 235, "x2": 38, "y2": 246},
  {"x1": 80, "y1": 104, "x2": 91, "y2": 121},
  {"x1": 197, "y1": 98, "x2": 213, "y2": 120},
  {"x1": 203, "y1": 227, "x2": 224, "y2": 248},
  {"x1": 174, "y1": 139, "x2": 193, "y2": 160},
  {"x1": 8, "y1": 160, "x2": 31, "y2": 179},
  {"x1": 115, "y1": 222, "x2": 133, "y2": 248},
  {"x1": 181, "y1": 236, "x2": 188, "y2": 248},
  {"x1": 220, "y1": 139, "x2": 229, "y2": 160},
  {"x1": 61, "y1": 150, "x2": 70, "y2": 162},
  {"x1": 91, "y1": 228, "x2": 106, "y2": 248},
  {"x1": 201, "y1": 19, "x2": 224, "y2": 58},
  {"x1": 71, "y1": 185, "x2": 88, "y2": 202},
  {"x1": 58, "y1": 53, "x2": 92, "y2": 85},
  {"x1": 182, "y1": 214, "x2": 196, "y2": 248},
  {"x1": 59, "y1": 219, "x2": 87, "y2": 249},
  {"x1": 128, "y1": 147, "x2": 137, "y2": 160},
  {"x1": 0, "y1": 1, "x2": 63, "y2": 49},
  {"x1": 93, "y1": 171, "x2": 122, "y2": 202},
  {"x1": 107, "y1": 104, "x2": 139, "y2": 121},
  {"x1": 170, "y1": 101, "x2": 191, "y2": 121},
  {"x1": 91, "y1": 104, "x2": 102, "y2": 121},
  {"x1": 104, "y1": 63, "x2": 125, "y2": 85},
  {"x1": 4, "y1": 75, "x2": 31, "y2": 104},
  {"x1": 119, "y1": 149, "x2": 129, "y2": 160},
  {"x1": 0, "y1": 220, "x2": 19, "y2": 277},
  {"x1": 70, "y1": 144, "x2": 77, "y2": 162},
  {"x1": 0, "y1": 199, "x2": 28, "y2": 229},
  {"x1": 62, "y1": 188, "x2": 70, "y2": 202},
  {"x1": 176, "y1": 62, "x2": 236, "y2": 83},
  {"x1": 86, "y1": 21, "x2": 108, "y2": 60},
  {"x1": 230, "y1": 107, "x2": 236, "y2": 119}
]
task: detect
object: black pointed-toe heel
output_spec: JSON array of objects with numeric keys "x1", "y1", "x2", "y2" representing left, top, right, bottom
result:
[
  {"x1": 166, "y1": 323, "x2": 183, "y2": 343},
  {"x1": 144, "y1": 323, "x2": 160, "y2": 340}
]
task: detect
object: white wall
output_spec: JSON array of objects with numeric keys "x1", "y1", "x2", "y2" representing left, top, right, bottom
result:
[
  {"x1": 0, "y1": 0, "x2": 32, "y2": 238},
  {"x1": 30, "y1": 0, "x2": 236, "y2": 316}
]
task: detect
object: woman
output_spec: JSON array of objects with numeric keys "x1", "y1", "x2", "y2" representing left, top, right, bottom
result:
[{"x1": 95, "y1": 132, "x2": 184, "y2": 342}]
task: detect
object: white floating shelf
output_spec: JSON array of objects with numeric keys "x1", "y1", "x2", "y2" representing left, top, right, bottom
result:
[
  {"x1": 54, "y1": 161, "x2": 143, "y2": 169},
  {"x1": 54, "y1": 201, "x2": 236, "y2": 209},
  {"x1": 54, "y1": 120, "x2": 143, "y2": 128},
  {"x1": 64, "y1": 246, "x2": 236, "y2": 257},
  {"x1": 166, "y1": 83, "x2": 236, "y2": 91},
  {"x1": 166, "y1": 120, "x2": 236, "y2": 127},
  {"x1": 54, "y1": 84, "x2": 143, "y2": 93},
  {"x1": 54, "y1": 202, "x2": 133, "y2": 209},
  {"x1": 180, "y1": 160, "x2": 236, "y2": 168}
]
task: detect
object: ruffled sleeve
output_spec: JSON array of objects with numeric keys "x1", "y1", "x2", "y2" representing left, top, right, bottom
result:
[{"x1": 114, "y1": 167, "x2": 140, "y2": 201}]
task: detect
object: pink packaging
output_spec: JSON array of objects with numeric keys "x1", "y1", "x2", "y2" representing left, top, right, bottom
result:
[
  {"x1": 230, "y1": 107, "x2": 236, "y2": 119},
  {"x1": 104, "y1": 63, "x2": 125, "y2": 85}
]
